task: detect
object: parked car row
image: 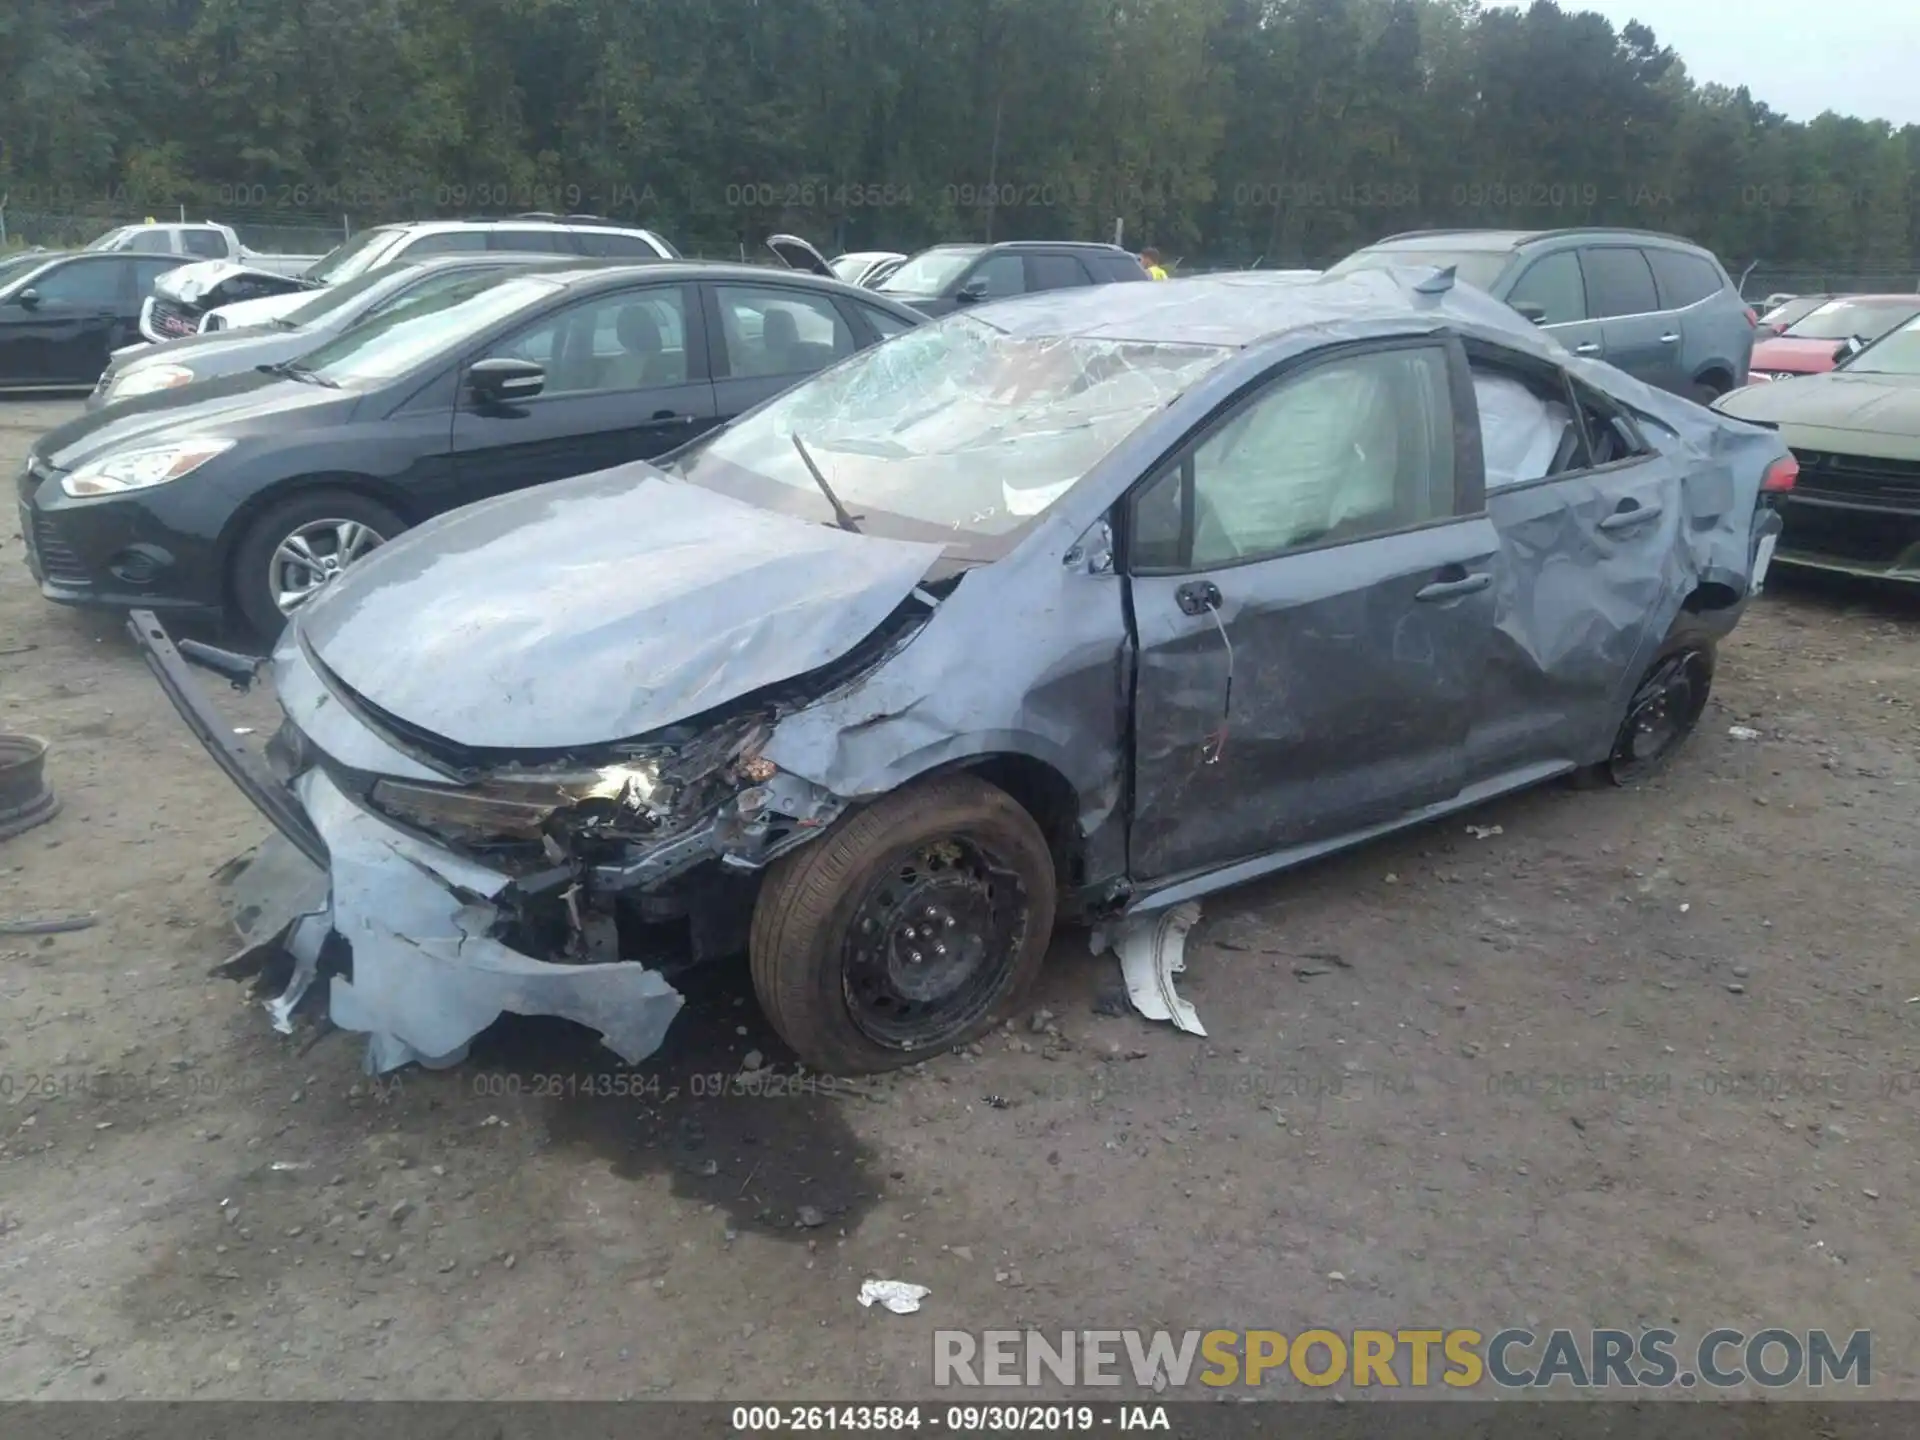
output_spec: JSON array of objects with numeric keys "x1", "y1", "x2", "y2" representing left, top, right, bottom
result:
[{"x1": 11, "y1": 211, "x2": 1807, "y2": 1079}]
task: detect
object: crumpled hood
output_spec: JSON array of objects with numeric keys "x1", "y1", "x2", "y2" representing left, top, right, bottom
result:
[
  {"x1": 295, "y1": 465, "x2": 948, "y2": 752},
  {"x1": 210, "y1": 291, "x2": 311, "y2": 327},
  {"x1": 155, "y1": 259, "x2": 310, "y2": 308}
]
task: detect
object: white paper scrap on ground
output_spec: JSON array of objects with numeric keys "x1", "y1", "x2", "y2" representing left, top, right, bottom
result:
[
  {"x1": 858, "y1": 1279, "x2": 931, "y2": 1314},
  {"x1": 1091, "y1": 900, "x2": 1206, "y2": 1036}
]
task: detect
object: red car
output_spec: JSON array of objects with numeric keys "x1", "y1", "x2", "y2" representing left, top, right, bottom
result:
[{"x1": 1747, "y1": 294, "x2": 1920, "y2": 381}]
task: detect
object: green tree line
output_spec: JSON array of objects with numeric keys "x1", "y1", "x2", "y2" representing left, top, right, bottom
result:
[{"x1": 2, "y1": 0, "x2": 1914, "y2": 271}]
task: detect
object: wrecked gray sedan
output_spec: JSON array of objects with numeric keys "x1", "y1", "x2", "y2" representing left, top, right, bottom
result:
[{"x1": 132, "y1": 266, "x2": 1790, "y2": 1076}]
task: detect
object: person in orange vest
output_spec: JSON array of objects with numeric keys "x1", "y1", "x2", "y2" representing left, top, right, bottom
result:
[{"x1": 1140, "y1": 247, "x2": 1169, "y2": 280}]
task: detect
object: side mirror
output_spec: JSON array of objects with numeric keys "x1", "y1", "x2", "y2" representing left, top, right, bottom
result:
[
  {"x1": 1833, "y1": 337, "x2": 1863, "y2": 362},
  {"x1": 17, "y1": 288, "x2": 40, "y2": 310},
  {"x1": 467, "y1": 356, "x2": 545, "y2": 407},
  {"x1": 955, "y1": 279, "x2": 988, "y2": 305},
  {"x1": 1511, "y1": 301, "x2": 1547, "y2": 324}
]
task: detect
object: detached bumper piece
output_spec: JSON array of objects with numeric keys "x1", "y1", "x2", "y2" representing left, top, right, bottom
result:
[{"x1": 129, "y1": 610, "x2": 685, "y2": 1074}]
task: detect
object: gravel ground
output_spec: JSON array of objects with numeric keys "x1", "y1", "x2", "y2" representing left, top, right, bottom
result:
[{"x1": 2, "y1": 396, "x2": 1917, "y2": 1400}]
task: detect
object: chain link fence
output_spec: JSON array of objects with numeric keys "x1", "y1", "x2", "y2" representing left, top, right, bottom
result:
[
  {"x1": 1735, "y1": 267, "x2": 1920, "y2": 301},
  {"x1": 0, "y1": 207, "x2": 351, "y2": 257}
]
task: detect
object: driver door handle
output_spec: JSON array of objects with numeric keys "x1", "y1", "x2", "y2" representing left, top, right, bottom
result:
[
  {"x1": 1572, "y1": 341, "x2": 1601, "y2": 355},
  {"x1": 649, "y1": 410, "x2": 691, "y2": 422},
  {"x1": 1599, "y1": 499, "x2": 1664, "y2": 532},
  {"x1": 1175, "y1": 580, "x2": 1222, "y2": 616},
  {"x1": 1659, "y1": 332, "x2": 1681, "y2": 344},
  {"x1": 1414, "y1": 571, "x2": 1492, "y2": 602}
]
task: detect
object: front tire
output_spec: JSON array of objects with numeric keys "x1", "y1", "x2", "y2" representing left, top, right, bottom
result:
[
  {"x1": 749, "y1": 774, "x2": 1057, "y2": 1074},
  {"x1": 230, "y1": 488, "x2": 404, "y2": 642}
]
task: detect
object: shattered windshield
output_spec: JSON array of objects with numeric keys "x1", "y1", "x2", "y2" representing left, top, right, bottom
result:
[
  {"x1": 1840, "y1": 318, "x2": 1920, "y2": 375},
  {"x1": 668, "y1": 313, "x2": 1232, "y2": 551}
]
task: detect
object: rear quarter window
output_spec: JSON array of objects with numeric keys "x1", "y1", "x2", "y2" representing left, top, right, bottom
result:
[
  {"x1": 1646, "y1": 248, "x2": 1727, "y2": 309},
  {"x1": 577, "y1": 232, "x2": 668, "y2": 258}
]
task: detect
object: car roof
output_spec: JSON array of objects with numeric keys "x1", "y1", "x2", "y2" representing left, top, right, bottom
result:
[
  {"x1": 961, "y1": 267, "x2": 1564, "y2": 350},
  {"x1": 1371, "y1": 227, "x2": 1711, "y2": 252},
  {"x1": 485, "y1": 259, "x2": 926, "y2": 310},
  {"x1": 984, "y1": 240, "x2": 1135, "y2": 253}
]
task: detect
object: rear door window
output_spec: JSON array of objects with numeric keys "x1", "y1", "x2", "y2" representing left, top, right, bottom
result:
[
  {"x1": 713, "y1": 284, "x2": 855, "y2": 379},
  {"x1": 398, "y1": 231, "x2": 489, "y2": 258},
  {"x1": 1645, "y1": 248, "x2": 1725, "y2": 309},
  {"x1": 1506, "y1": 251, "x2": 1587, "y2": 325},
  {"x1": 1579, "y1": 248, "x2": 1659, "y2": 319},
  {"x1": 490, "y1": 229, "x2": 576, "y2": 254},
  {"x1": 1027, "y1": 253, "x2": 1093, "y2": 291}
]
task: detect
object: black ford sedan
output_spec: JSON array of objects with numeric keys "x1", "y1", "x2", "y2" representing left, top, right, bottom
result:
[{"x1": 20, "y1": 263, "x2": 924, "y2": 637}]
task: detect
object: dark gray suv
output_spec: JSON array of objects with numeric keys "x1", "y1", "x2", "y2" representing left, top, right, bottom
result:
[
  {"x1": 874, "y1": 241, "x2": 1150, "y2": 318},
  {"x1": 1328, "y1": 228, "x2": 1754, "y2": 402}
]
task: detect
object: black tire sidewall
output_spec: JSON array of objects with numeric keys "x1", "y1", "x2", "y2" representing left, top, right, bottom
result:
[
  {"x1": 1610, "y1": 632, "x2": 1715, "y2": 783},
  {"x1": 231, "y1": 488, "x2": 405, "y2": 642},
  {"x1": 751, "y1": 776, "x2": 1057, "y2": 1074}
]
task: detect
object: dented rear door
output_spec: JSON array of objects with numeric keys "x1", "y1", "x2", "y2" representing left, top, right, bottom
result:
[{"x1": 1467, "y1": 375, "x2": 1685, "y2": 781}]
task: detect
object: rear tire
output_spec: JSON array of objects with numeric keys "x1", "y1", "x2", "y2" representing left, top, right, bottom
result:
[
  {"x1": 749, "y1": 773, "x2": 1056, "y2": 1074},
  {"x1": 1576, "y1": 631, "x2": 1716, "y2": 788},
  {"x1": 1688, "y1": 378, "x2": 1726, "y2": 405},
  {"x1": 230, "y1": 488, "x2": 405, "y2": 643}
]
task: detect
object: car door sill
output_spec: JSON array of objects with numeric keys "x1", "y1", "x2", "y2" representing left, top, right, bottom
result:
[{"x1": 1126, "y1": 759, "x2": 1575, "y2": 915}]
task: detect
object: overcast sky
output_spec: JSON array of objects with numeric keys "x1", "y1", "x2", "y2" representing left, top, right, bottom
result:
[{"x1": 1487, "y1": 1, "x2": 1920, "y2": 127}]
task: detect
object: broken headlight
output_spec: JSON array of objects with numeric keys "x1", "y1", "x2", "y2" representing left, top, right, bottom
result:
[{"x1": 368, "y1": 763, "x2": 662, "y2": 844}]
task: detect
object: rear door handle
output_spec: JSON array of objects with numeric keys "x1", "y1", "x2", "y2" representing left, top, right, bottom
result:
[
  {"x1": 649, "y1": 410, "x2": 692, "y2": 422},
  {"x1": 1659, "y1": 332, "x2": 1681, "y2": 344},
  {"x1": 1573, "y1": 342, "x2": 1601, "y2": 355},
  {"x1": 1414, "y1": 572, "x2": 1491, "y2": 602},
  {"x1": 1599, "y1": 500, "x2": 1664, "y2": 532}
]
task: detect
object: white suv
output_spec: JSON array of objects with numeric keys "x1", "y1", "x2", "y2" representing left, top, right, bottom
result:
[{"x1": 139, "y1": 214, "x2": 681, "y2": 342}]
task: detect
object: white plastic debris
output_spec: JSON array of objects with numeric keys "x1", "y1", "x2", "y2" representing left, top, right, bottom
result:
[
  {"x1": 858, "y1": 1279, "x2": 931, "y2": 1315},
  {"x1": 1728, "y1": 725, "x2": 1762, "y2": 741},
  {"x1": 1466, "y1": 824, "x2": 1503, "y2": 840},
  {"x1": 1090, "y1": 901, "x2": 1206, "y2": 1037}
]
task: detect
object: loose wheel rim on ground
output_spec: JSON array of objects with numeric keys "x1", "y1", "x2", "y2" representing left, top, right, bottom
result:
[{"x1": 840, "y1": 834, "x2": 1032, "y2": 1050}]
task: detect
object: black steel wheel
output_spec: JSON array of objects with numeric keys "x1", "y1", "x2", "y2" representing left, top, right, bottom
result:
[
  {"x1": 1604, "y1": 642, "x2": 1714, "y2": 786},
  {"x1": 750, "y1": 774, "x2": 1056, "y2": 1074}
]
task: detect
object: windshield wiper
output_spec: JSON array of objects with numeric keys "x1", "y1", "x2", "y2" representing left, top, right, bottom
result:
[
  {"x1": 791, "y1": 434, "x2": 863, "y2": 534},
  {"x1": 260, "y1": 360, "x2": 340, "y2": 388}
]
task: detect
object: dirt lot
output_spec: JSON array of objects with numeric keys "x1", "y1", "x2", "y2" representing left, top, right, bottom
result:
[{"x1": 2, "y1": 395, "x2": 1917, "y2": 1401}]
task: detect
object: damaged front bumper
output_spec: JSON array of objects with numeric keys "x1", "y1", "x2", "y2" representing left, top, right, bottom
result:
[{"x1": 128, "y1": 610, "x2": 842, "y2": 1073}]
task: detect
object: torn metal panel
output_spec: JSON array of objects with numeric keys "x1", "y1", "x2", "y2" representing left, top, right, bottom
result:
[
  {"x1": 294, "y1": 470, "x2": 947, "y2": 751},
  {"x1": 1090, "y1": 901, "x2": 1206, "y2": 1036},
  {"x1": 289, "y1": 768, "x2": 684, "y2": 1073}
]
